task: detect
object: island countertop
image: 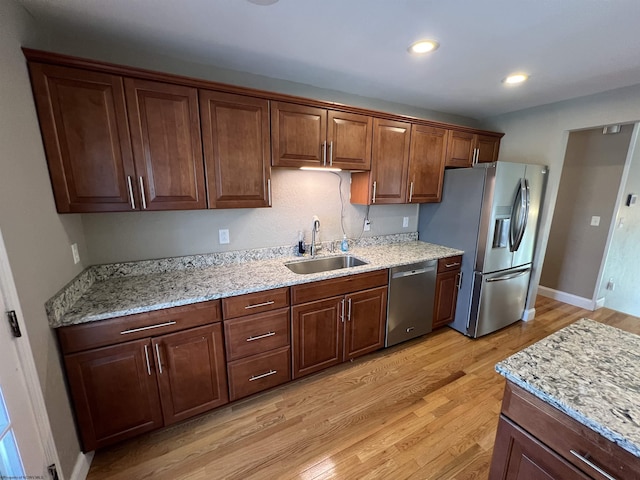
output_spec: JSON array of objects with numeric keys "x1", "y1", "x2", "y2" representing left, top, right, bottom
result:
[
  {"x1": 47, "y1": 238, "x2": 462, "y2": 328},
  {"x1": 496, "y1": 318, "x2": 640, "y2": 459}
]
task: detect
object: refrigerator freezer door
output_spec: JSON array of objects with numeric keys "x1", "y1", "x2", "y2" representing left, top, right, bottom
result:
[
  {"x1": 468, "y1": 267, "x2": 531, "y2": 338},
  {"x1": 512, "y1": 164, "x2": 547, "y2": 268},
  {"x1": 477, "y1": 162, "x2": 527, "y2": 273}
]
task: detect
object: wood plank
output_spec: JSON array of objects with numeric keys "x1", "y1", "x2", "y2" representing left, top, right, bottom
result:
[{"x1": 86, "y1": 297, "x2": 640, "y2": 480}]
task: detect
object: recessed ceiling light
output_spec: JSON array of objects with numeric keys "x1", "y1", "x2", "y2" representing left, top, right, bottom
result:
[
  {"x1": 503, "y1": 73, "x2": 529, "y2": 85},
  {"x1": 247, "y1": 0, "x2": 279, "y2": 5},
  {"x1": 408, "y1": 40, "x2": 440, "y2": 55}
]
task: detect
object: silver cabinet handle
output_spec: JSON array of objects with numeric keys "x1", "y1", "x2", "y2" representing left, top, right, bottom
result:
[
  {"x1": 473, "y1": 148, "x2": 479, "y2": 165},
  {"x1": 244, "y1": 300, "x2": 275, "y2": 310},
  {"x1": 267, "y1": 178, "x2": 272, "y2": 206},
  {"x1": 120, "y1": 321, "x2": 177, "y2": 335},
  {"x1": 445, "y1": 262, "x2": 460, "y2": 268},
  {"x1": 143, "y1": 344, "x2": 151, "y2": 376},
  {"x1": 406, "y1": 326, "x2": 415, "y2": 332},
  {"x1": 341, "y1": 298, "x2": 345, "y2": 323},
  {"x1": 372, "y1": 181, "x2": 377, "y2": 204},
  {"x1": 139, "y1": 176, "x2": 147, "y2": 209},
  {"x1": 347, "y1": 298, "x2": 352, "y2": 321},
  {"x1": 409, "y1": 181, "x2": 414, "y2": 202},
  {"x1": 322, "y1": 141, "x2": 327, "y2": 166},
  {"x1": 246, "y1": 331, "x2": 275, "y2": 342},
  {"x1": 569, "y1": 450, "x2": 617, "y2": 480},
  {"x1": 127, "y1": 176, "x2": 136, "y2": 209},
  {"x1": 329, "y1": 141, "x2": 333, "y2": 166},
  {"x1": 249, "y1": 370, "x2": 277, "y2": 382},
  {"x1": 154, "y1": 343, "x2": 163, "y2": 374},
  {"x1": 456, "y1": 271, "x2": 463, "y2": 289}
]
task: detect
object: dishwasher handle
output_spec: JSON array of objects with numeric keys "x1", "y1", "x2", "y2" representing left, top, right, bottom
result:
[{"x1": 391, "y1": 266, "x2": 435, "y2": 279}]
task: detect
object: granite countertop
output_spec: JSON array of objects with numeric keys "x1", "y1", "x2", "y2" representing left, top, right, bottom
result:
[
  {"x1": 48, "y1": 237, "x2": 462, "y2": 328},
  {"x1": 496, "y1": 318, "x2": 640, "y2": 458}
]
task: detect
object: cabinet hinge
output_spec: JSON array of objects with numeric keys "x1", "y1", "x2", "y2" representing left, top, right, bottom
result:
[
  {"x1": 48, "y1": 463, "x2": 59, "y2": 480},
  {"x1": 7, "y1": 310, "x2": 22, "y2": 338}
]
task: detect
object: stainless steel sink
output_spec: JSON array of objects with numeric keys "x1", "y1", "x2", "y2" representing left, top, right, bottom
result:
[{"x1": 285, "y1": 255, "x2": 368, "y2": 274}]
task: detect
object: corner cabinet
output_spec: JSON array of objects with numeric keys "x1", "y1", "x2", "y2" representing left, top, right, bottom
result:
[
  {"x1": 58, "y1": 301, "x2": 227, "y2": 451},
  {"x1": 271, "y1": 101, "x2": 373, "y2": 170},
  {"x1": 351, "y1": 122, "x2": 448, "y2": 205},
  {"x1": 445, "y1": 131, "x2": 500, "y2": 168},
  {"x1": 290, "y1": 270, "x2": 388, "y2": 378},
  {"x1": 489, "y1": 382, "x2": 640, "y2": 480},
  {"x1": 200, "y1": 90, "x2": 271, "y2": 208}
]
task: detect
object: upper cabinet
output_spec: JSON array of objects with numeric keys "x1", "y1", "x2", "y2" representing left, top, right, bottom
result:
[
  {"x1": 124, "y1": 78, "x2": 206, "y2": 211},
  {"x1": 24, "y1": 49, "x2": 503, "y2": 213},
  {"x1": 271, "y1": 102, "x2": 372, "y2": 170},
  {"x1": 28, "y1": 63, "x2": 137, "y2": 213},
  {"x1": 445, "y1": 130, "x2": 500, "y2": 168},
  {"x1": 199, "y1": 91, "x2": 271, "y2": 208},
  {"x1": 351, "y1": 121, "x2": 447, "y2": 205}
]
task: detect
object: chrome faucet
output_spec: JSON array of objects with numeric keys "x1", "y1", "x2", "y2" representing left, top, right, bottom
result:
[{"x1": 311, "y1": 216, "x2": 320, "y2": 257}]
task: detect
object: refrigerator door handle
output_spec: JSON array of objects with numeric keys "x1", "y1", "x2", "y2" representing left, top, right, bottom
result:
[
  {"x1": 513, "y1": 179, "x2": 530, "y2": 252},
  {"x1": 509, "y1": 178, "x2": 528, "y2": 252},
  {"x1": 485, "y1": 268, "x2": 530, "y2": 283}
]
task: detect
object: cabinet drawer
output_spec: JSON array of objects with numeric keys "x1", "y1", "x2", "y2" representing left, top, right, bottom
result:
[
  {"x1": 222, "y1": 287, "x2": 290, "y2": 319},
  {"x1": 227, "y1": 346, "x2": 291, "y2": 401},
  {"x1": 291, "y1": 269, "x2": 388, "y2": 305},
  {"x1": 58, "y1": 300, "x2": 222, "y2": 354},
  {"x1": 502, "y1": 382, "x2": 640, "y2": 479},
  {"x1": 223, "y1": 308, "x2": 290, "y2": 361},
  {"x1": 437, "y1": 255, "x2": 462, "y2": 273}
]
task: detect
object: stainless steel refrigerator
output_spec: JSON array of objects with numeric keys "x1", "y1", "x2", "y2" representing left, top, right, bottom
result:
[{"x1": 418, "y1": 162, "x2": 547, "y2": 338}]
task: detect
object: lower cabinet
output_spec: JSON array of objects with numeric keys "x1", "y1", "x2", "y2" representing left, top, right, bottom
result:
[
  {"x1": 490, "y1": 382, "x2": 640, "y2": 480},
  {"x1": 433, "y1": 256, "x2": 462, "y2": 329},
  {"x1": 292, "y1": 283, "x2": 388, "y2": 378},
  {"x1": 59, "y1": 301, "x2": 227, "y2": 451}
]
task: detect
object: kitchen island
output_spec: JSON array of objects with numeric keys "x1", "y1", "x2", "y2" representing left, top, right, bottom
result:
[{"x1": 490, "y1": 318, "x2": 640, "y2": 479}]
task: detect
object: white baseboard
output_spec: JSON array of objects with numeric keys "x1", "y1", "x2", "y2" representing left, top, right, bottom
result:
[
  {"x1": 522, "y1": 308, "x2": 536, "y2": 322},
  {"x1": 538, "y1": 286, "x2": 600, "y2": 311},
  {"x1": 595, "y1": 297, "x2": 605, "y2": 309},
  {"x1": 70, "y1": 451, "x2": 93, "y2": 480}
]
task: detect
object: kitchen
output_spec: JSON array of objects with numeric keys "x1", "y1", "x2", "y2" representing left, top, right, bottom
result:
[{"x1": 1, "y1": 1, "x2": 640, "y2": 479}]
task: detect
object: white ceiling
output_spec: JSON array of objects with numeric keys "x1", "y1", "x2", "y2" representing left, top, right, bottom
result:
[{"x1": 18, "y1": 0, "x2": 640, "y2": 119}]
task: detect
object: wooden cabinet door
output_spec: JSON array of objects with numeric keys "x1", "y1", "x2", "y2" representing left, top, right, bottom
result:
[
  {"x1": 63, "y1": 339, "x2": 163, "y2": 451},
  {"x1": 153, "y1": 324, "x2": 228, "y2": 426},
  {"x1": 408, "y1": 125, "x2": 447, "y2": 203},
  {"x1": 292, "y1": 297, "x2": 343, "y2": 378},
  {"x1": 370, "y1": 118, "x2": 411, "y2": 204},
  {"x1": 445, "y1": 130, "x2": 474, "y2": 168},
  {"x1": 271, "y1": 102, "x2": 327, "y2": 167},
  {"x1": 327, "y1": 111, "x2": 372, "y2": 170},
  {"x1": 125, "y1": 78, "x2": 206, "y2": 210},
  {"x1": 344, "y1": 286, "x2": 387, "y2": 361},
  {"x1": 28, "y1": 63, "x2": 136, "y2": 213},
  {"x1": 200, "y1": 90, "x2": 271, "y2": 208},
  {"x1": 433, "y1": 270, "x2": 460, "y2": 329},
  {"x1": 475, "y1": 134, "x2": 500, "y2": 163},
  {"x1": 489, "y1": 416, "x2": 590, "y2": 480}
]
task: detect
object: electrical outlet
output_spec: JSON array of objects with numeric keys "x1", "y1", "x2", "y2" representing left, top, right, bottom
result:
[
  {"x1": 606, "y1": 278, "x2": 615, "y2": 291},
  {"x1": 71, "y1": 243, "x2": 80, "y2": 264},
  {"x1": 219, "y1": 229, "x2": 230, "y2": 244},
  {"x1": 590, "y1": 216, "x2": 600, "y2": 226},
  {"x1": 402, "y1": 216, "x2": 409, "y2": 228},
  {"x1": 364, "y1": 220, "x2": 371, "y2": 232}
]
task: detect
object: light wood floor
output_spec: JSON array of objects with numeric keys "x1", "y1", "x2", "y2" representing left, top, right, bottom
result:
[{"x1": 86, "y1": 297, "x2": 640, "y2": 480}]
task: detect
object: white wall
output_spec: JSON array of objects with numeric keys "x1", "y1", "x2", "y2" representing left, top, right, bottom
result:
[
  {"x1": 598, "y1": 130, "x2": 640, "y2": 316},
  {"x1": 83, "y1": 170, "x2": 419, "y2": 264},
  {"x1": 0, "y1": 1, "x2": 88, "y2": 477},
  {"x1": 483, "y1": 83, "x2": 640, "y2": 313}
]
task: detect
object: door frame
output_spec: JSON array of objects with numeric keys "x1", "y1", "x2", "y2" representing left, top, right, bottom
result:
[{"x1": 0, "y1": 228, "x2": 61, "y2": 476}]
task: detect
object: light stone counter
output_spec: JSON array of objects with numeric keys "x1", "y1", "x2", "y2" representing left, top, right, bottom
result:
[
  {"x1": 47, "y1": 236, "x2": 462, "y2": 328},
  {"x1": 496, "y1": 318, "x2": 640, "y2": 458}
]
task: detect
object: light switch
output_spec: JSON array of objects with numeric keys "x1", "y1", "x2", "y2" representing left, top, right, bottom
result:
[
  {"x1": 590, "y1": 216, "x2": 600, "y2": 226},
  {"x1": 219, "y1": 229, "x2": 230, "y2": 244},
  {"x1": 402, "y1": 216, "x2": 409, "y2": 228}
]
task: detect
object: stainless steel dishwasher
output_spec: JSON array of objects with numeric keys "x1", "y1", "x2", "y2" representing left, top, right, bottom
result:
[{"x1": 385, "y1": 260, "x2": 437, "y2": 347}]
